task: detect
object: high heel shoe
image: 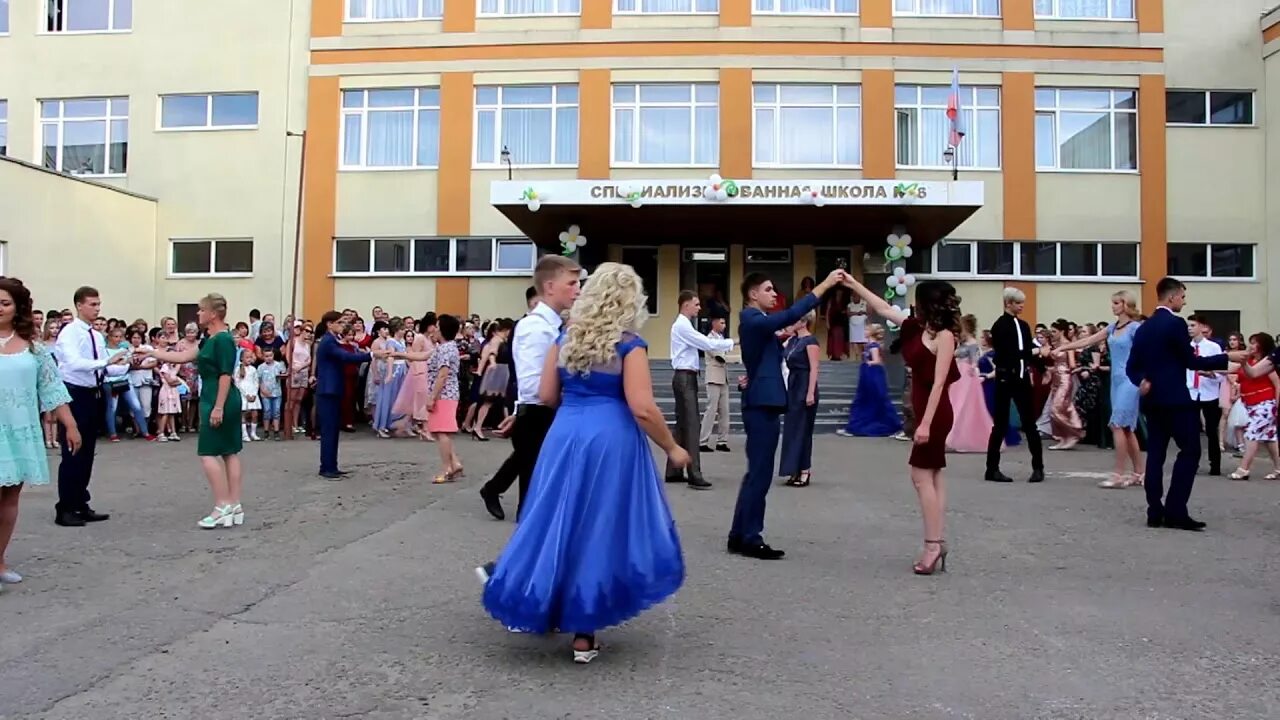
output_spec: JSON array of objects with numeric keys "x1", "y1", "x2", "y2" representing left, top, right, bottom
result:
[
  {"x1": 231, "y1": 504, "x2": 244, "y2": 526},
  {"x1": 572, "y1": 634, "x2": 600, "y2": 664},
  {"x1": 472, "y1": 429, "x2": 489, "y2": 442},
  {"x1": 913, "y1": 540, "x2": 947, "y2": 575},
  {"x1": 198, "y1": 505, "x2": 235, "y2": 529}
]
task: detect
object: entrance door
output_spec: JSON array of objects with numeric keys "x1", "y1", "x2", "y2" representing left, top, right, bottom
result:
[
  {"x1": 681, "y1": 248, "x2": 730, "y2": 334},
  {"x1": 745, "y1": 247, "x2": 792, "y2": 313}
]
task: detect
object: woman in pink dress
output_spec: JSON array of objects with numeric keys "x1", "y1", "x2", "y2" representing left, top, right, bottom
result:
[
  {"x1": 393, "y1": 312, "x2": 437, "y2": 440},
  {"x1": 946, "y1": 314, "x2": 995, "y2": 453}
]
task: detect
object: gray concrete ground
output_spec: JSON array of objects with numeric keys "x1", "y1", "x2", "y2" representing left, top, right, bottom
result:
[{"x1": 1, "y1": 434, "x2": 1278, "y2": 720}]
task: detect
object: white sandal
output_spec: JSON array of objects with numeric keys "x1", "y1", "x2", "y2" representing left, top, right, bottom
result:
[{"x1": 198, "y1": 505, "x2": 235, "y2": 529}]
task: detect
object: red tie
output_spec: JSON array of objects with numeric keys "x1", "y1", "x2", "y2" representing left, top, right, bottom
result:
[{"x1": 1192, "y1": 345, "x2": 1200, "y2": 389}]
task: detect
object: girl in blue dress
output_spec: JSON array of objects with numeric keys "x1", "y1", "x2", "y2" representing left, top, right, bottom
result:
[
  {"x1": 482, "y1": 262, "x2": 689, "y2": 664},
  {"x1": 978, "y1": 330, "x2": 1021, "y2": 447},
  {"x1": 839, "y1": 324, "x2": 902, "y2": 437}
]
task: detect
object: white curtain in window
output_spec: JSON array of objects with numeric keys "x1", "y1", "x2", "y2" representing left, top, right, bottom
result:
[
  {"x1": 1056, "y1": 0, "x2": 1108, "y2": 17},
  {"x1": 781, "y1": 0, "x2": 830, "y2": 11},
  {"x1": 1057, "y1": 111, "x2": 1110, "y2": 169},
  {"x1": 475, "y1": 110, "x2": 496, "y2": 163},
  {"x1": 366, "y1": 110, "x2": 413, "y2": 166},
  {"x1": 502, "y1": 108, "x2": 553, "y2": 164},
  {"x1": 836, "y1": 107, "x2": 860, "y2": 164},
  {"x1": 1110, "y1": 0, "x2": 1133, "y2": 18},
  {"x1": 554, "y1": 107, "x2": 578, "y2": 164},
  {"x1": 641, "y1": 0, "x2": 690, "y2": 11},
  {"x1": 422, "y1": 0, "x2": 443, "y2": 16},
  {"x1": 416, "y1": 109, "x2": 439, "y2": 165},
  {"x1": 373, "y1": 0, "x2": 417, "y2": 18},
  {"x1": 61, "y1": 120, "x2": 107, "y2": 174},
  {"x1": 1033, "y1": 0, "x2": 1051, "y2": 14},
  {"x1": 614, "y1": 109, "x2": 634, "y2": 162},
  {"x1": 342, "y1": 115, "x2": 362, "y2": 166},
  {"x1": 919, "y1": 0, "x2": 972, "y2": 13},
  {"x1": 638, "y1": 107, "x2": 691, "y2": 163},
  {"x1": 694, "y1": 107, "x2": 718, "y2": 164},
  {"x1": 755, "y1": 109, "x2": 776, "y2": 163},
  {"x1": 505, "y1": 0, "x2": 552, "y2": 12},
  {"x1": 779, "y1": 107, "x2": 833, "y2": 164}
]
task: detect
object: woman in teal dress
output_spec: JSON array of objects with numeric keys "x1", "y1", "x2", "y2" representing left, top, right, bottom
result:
[
  {"x1": 0, "y1": 278, "x2": 81, "y2": 591},
  {"x1": 141, "y1": 293, "x2": 244, "y2": 529}
]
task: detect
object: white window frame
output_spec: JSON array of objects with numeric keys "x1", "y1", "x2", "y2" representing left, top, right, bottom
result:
[
  {"x1": 614, "y1": 0, "x2": 719, "y2": 15},
  {"x1": 344, "y1": 0, "x2": 443, "y2": 21},
  {"x1": 0, "y1": 100, "x2": 7, "y2": 157},
  {"x1": 894, "y1": 0, "x2": 999, "y2": 17},
  {"x1": 340, "y1": 87, "x2": 441, "y2": 171},
  {"x1": 39, "y1": 97, "x2": 129, "y2": 177},
  {"x1": 477, "y1": 0, "x2": 580, "y2": 16},
  {"x1": 331, "y1": 237, "x2": 539, "y2": 277},
  {"x1": 1033, "y1": 0, "x2": 1134, "y2": 21},
  {"x1": 1, "y1": 0, "x2": 10, "y2": 35},
  {"x1": 754, "y1": 0, "x2": 859, "y2": 14},
  {"x1": 895, "y1": 84, "x2": 1001, "y2": 170},
  {"x1": 1165, "y1": 90, "x2": 1255, "y2": 128},
  {"x1": 42, "y1": 0, "x2": 132, "y2": 33},
  {"x1": 157, "y1": 93, "x2": 260, "y2": 132},
  {"x1": 1167, "y1": 243, "x2": 1257, "y2": 283},
  {"x1": 168, "y1": 238, "x2": 255, "y2": 278},
  {"x1": 918, "y1": 240, "x2": 1141, "y2": 281},
  {"x1": 473, "y1": 84, "x2": 579, "y2": 169},
  {"x1": 752, "y1": 83, "x2": 862, "y2": 169},
  {"x1": 0, "y1": 241, "x2": 7, "y2": 276},
  {"x1": 611, "y1": 83, "x2": 719, "y2": 168},
  {"x1": 1034, "y1": 87, "x2": 1138, "y2": 173}
]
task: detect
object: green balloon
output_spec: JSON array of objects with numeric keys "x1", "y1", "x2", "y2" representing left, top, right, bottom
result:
[{"x1": 883, "y1": 289, "x2": 896, "y2": 301}]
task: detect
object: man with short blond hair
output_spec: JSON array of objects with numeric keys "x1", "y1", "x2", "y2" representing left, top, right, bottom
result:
[{"x1": 985, "y1": 286, "x2": 1045, "y2": 484}]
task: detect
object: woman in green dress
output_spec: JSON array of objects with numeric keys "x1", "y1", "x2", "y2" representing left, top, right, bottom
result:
[{"x1": 140, "y1": 293, "x2": 243, "y2": 529}]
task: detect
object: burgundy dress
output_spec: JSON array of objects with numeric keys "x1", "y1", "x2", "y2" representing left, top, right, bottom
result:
[{"x1": 901, "y1": 317, "x2": 960, "y2": 469}]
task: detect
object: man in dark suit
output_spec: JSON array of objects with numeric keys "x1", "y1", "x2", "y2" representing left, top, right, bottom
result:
[
  {"x1": 728, "y1": 268, "x2": 847, "y2": 560},
  {"x1": 314, "y1": 311, "x2": 375, "y2": 479},
  {"x1": 984, "y1": 286, "x2": 1046, "y2": 483},
  {"x1": 1126, "y1": 277, "x2": 1228, "y2": 531}
]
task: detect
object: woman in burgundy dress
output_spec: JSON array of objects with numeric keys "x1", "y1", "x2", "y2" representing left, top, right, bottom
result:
[{"x1": 842, "y1": 276, "x2": 960, "y2": 576}]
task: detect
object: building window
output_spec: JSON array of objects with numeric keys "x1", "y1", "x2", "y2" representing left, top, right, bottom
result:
[
  {"x1": 475, "y1": 85, "x2": 578, "y2": 167},
  {"x1": 341, "y1": 88, "x2": 440, "y2": 169},
  {"x1": 1, "y1": 0, "x2": 9, "y2": 33},
  {"x1": 1033, "y1": 0, "x2": 1133, "y2": 20},
  {"x1": 753, "y1": 84, "x2": 861, "y2": 167},
  {"x1": 754, "y1": 0, "x2": 858, "y2": 13},
  {"x1": 1166, "y1": 90, "x2": 1253, "y2": 127},
  {"x1": 45, "y1": 0, "x2": 132, "y2": 32},
  {"x1": 345, "y1": 0, "x2": 443, "y2": 21},
  {"x1": 615, "y1": 0, "x2": 718, "y2": 12},
  {"x1": 160, "y1": 93, "x2": 259, "y2": 130},
  {"x1": 894, "y1": 0, "x2": 998, "y2": 16},
  {"x1": 479, "y1": 0, "x2": 580, "y2": 14},
  {"x1": 41, "y1": 97, "x2": 129, "y2": 176},
  {"x1": 1034, "y1": 88, "x2": 1136, "y2": 171},
  {"x1": 170, "y1": 239, "x2": 254, "y2": 276},
  {"x1": 1167, "y1": 243, "x2": 1255, "y2": 280},
  {"x1": 896, "y1": 85, "x2": 1000, "y2": 169},
  {"x1": 333, "y1": 237, "x2": 538, "y2": 275},
  {"x1": 920, "y1": 240, "x2": 1138, "y2": 279},
  {"x1": 0, "y1": 100, "x2": 7, "y2": 157},
  {"x1": 613, "y1": 84, "x2": 719, "y2": 166}
]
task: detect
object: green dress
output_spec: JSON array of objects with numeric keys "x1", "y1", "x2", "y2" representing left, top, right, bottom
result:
[{"x1": 197, "y1": 331, "x2": 243, "y2": 457}]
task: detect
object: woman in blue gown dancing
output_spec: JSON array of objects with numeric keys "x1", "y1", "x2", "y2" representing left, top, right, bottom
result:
[
  {"x1": 482, "y1": 262, "x2": 690, "y2": 664},
  {"x1": 839, "y1": 324, "x2": 902, "y2": 437}
]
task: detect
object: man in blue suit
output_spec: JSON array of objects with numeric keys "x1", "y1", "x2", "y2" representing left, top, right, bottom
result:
[
  {"x1": 1126, "y1": 277, "x2": 1228, "y2": 531},
  {"x1": 729, "y1": 268, "x2": 848, "y2": 559},
  {"x1": 314, "y1": 310, "x2": 376, "y2": 480}
]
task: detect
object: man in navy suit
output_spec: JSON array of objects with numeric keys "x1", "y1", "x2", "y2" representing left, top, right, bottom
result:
[
  {"x1": 314, "y1": 311, "x2": 376, "y2": 480},
  {"x1": 1126, "y1": 277, "x2": 1228, "y2": 531},
  {"x1": 729, "y1": 268, "x2": 848, "y2": 559}
]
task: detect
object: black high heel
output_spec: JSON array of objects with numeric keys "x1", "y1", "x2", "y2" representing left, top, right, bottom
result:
[{"x1": 913, "y1": 540, "x2": 948, "y2": 575}]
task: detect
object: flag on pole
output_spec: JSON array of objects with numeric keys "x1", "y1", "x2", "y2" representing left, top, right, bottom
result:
[{"x1": 946, "y1": 67, "x2": 966, "y2": 148}]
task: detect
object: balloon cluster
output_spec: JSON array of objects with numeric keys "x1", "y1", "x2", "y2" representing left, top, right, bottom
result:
[
  {"x1": 522, "y1": 187, "x2": 547, "y2": 212},
  {"x1": 884, "y1": 231, "x2": 914, "y2": 261},
  {"x1": 704, "y1": 174, "x2": 739, "y2": 202},
  {"x1": 799, "y1": 189, "x2": 826, "y2": 207},
  {"x1": 619, "y1": 185, "x2": 643, "y2": 208},
  {"x1": 558, "y1": 225, "x2": 587, "y2": 256},
  {"x1": 884, "y1": 267, "x2": 917, "y2": 300}
]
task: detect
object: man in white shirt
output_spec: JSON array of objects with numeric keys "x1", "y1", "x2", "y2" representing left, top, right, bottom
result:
[
  {"x1": 699, "y1": 314, "x2": 733, "y2": 453},
  {"x1": 668, "y1": 291, "x2": 735, "y2": 489},
  {"x1": 479, "y1": 257, "x2": 581, "y2": 521},
  {"x1": 1187, "y1": 314, "x2": 1224, "y2": 476},
  {"x1": 53, "y1": 286, "x2": 129, "y2": 527}
]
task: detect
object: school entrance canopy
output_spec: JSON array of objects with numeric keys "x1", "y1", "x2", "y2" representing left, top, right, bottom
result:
[{"x1": 490, "y1": 178, "x2": 985, "y2": 251}]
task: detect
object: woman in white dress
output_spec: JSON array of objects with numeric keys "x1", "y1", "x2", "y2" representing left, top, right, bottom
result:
[{"x1": 848, "y1": 299, "x2": 868, "y2": 359}]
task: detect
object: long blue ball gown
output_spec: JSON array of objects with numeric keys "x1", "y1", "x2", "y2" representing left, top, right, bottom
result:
[
  {"x1": 844, "y1": 342, "x2": 902, "y2": 437},
  {"x1": 482, "y1": 333, "x2": 684, "y2": 635}
]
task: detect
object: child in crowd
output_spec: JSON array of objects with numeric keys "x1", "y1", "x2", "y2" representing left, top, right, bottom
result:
[
  {"x1": 236, "y1": 350, "x2": 262, "y2": 442},
  {"x1": 128, "y1": 328, "x2": 158, "y2": 437},
  {"x1": 156, "y1": 330, "x2": 183, "y2": 442},
  {"x1": 259, "y1": 348, "x2": 285, "y2": 440}
]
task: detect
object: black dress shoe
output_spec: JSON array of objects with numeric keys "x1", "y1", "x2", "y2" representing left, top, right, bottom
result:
[
  {"x1": 1164, "y1": 516, "x2": 1207, "y2": 531},
  {"x1": 727, "y1": 537, "x2": 744, "y2": 553},
  {"x1": 336, "y1": 470, "x2": 351, "y2": 476},
  {"x1": 739, "y1": 543, "x2": 785, "y2": 560},
  {"x1": 665, "y1": 475, "x2": 685, "y2": 484},
  {"x1": 479, "y1": 488, "x2": 506, "y2": 521},
  {"x1": 79, "y1": 507, "x2": 110, "y2": 522},
  {"x1": 319, "y1": 471, "x2": 344, "y2": 480},
  {"x1": 55, "y1": 510, "x2": 86, "y2": 527},
  {"x1": 716, "y1": 443, "x2": 731, "y2": 452},
  {"x1": 1146, "y1": 516, "x2": 1163, "y2": 528},
  {"x1": 699, "y1": 444, "x2": 715, "y2": 452},
  {"x1": 1027, "y1": 470, "x2": 1045, "y2": 484},
  {"x1": 984, "y1": 470, "x2": 1014, "y2": 483},
  {"x1": 687, "y1": 477, "x2": 712, "y2": 490}
]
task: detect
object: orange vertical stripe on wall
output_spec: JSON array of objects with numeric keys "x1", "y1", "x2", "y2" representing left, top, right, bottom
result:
[
  {"x1": 1136, "y1": 0, "x2": 1164, "y2": 34},
  {"x1": 1002, "y1": 0, "x2": 1034, "y2": 31},
  {"x1": 578, "y1": 70, "x2": 611, "y2": 179},
  {"x1": 861, "y1": 0, "x2": 892, "y2": 28},
  {"x1": 437, "y1": 73, "x2": 473, "y2": 236},
  {"x1": 442, "y1": 0, "x2": 476, "y2": 33},
  {"x1": 861, "y1": 69, "x2": 895, "y2": 179},
  {"x1": 311, "y1": 0, "x2": 343, "y2": 37},
  {"x1": 301, "y1": 76, "x2": 340, "y2": 319},
  {"x1": 581, "y1": 0, "x2": 613, "y2": 29},
  {"x1": 719, "y1": 68, "x2": 753, "y2": 179},
  {"x1": 436, "y1": 278, "x2": 470, "y2": 316},
  {"x1": 720, "y1": 0, "x2": 752, "y2": 27},
  {"x1": 1004, "y1": 282, "x2": 1037, "y2": 325},
  {"x1": 1138, "y1": 74, "x2": 1168, "y2": 313},
  {"x1": 1002, "y1": 72, "x2": 1036, "y2": 242}
]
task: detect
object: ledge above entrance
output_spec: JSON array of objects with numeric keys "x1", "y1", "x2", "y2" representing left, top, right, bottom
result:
[{"x1": 490, "y1": 178, "x2": 984, "y2": 250}]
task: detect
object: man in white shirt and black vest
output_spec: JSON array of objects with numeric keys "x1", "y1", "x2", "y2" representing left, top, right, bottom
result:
[{"x1": 667, "y1": 290, "x2": 735, "y2": 489}]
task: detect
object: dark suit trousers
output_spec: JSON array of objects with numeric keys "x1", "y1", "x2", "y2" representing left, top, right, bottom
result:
[
  {"x1": 666, "y1": 370, "x2": 703, "y2": 481},
  {"x1": 985, "y1": 377, "x2": 1044, "y2": 474},
  {"x1": 730, "y1": 406, "x2": 782, "y2": 546},
  {"x1": 1143, "y1": 404, "x2": 1202, "y2": 521},
  {"x1": 1196, "y1": 399, "x2": 1222, "y2": 473},
  {"x1": 57, "y1": 384, "x2": 103, "y2": 512},
  {"x1": 317, "y1": 393, "x2": 341, "y2": 473},
  {"x1": 482, "y1": 405, "x2": 555, "y2": 521}
]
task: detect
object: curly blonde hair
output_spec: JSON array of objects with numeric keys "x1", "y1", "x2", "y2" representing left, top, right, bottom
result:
[{"x1": 560, "y1": 262, "x2": 649, "y2": 374}]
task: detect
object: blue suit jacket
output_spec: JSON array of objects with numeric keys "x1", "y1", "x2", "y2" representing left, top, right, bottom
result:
[
  {"x1": 314, "y1": 333, "x2": 370, "y2": 397},
  {"x1": 739, "y1": 293, "x2": 822, "y2": 410},
  {"x1": 1126, "y1": 307, "x2": 1227, "y2": 408}
]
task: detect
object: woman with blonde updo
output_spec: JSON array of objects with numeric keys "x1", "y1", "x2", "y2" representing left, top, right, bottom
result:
[{"x1": 483, "y1": 262, "x2": 688, "y2": 665}]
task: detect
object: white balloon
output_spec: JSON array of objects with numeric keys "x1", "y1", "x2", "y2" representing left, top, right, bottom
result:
[
  {"x1": 630, "y1": 199, "x2": 642, "y2": 208},
  {"x1": 575, "y1": 236, "x2": 588, "y2": 247},
  {"x1": 886, "y1": 233, "x2": 899, "y2": 246},
  {"x1": 895, "y1": 285, "x2": 907, "y2": 297},
  {"x1": 894, "y1": 266, "x2": 906, "y2": 278},
  {"x1": 902, "y1": 246, "x2": 914, "y2": 258},
  {"x1": 885, "y1": 276, "x2": 897, "y2": 289},
  {"x1": 716, "y1": 188, "x2": 728, "y2": 201},
  {"x1": 900, "y1": 234, "x2": 912, "y2": 246},
  {"x1": 709, "y1": 173, "x2": 723, "y2": 184},
  {"x1": 903, "y1": 274, "x2": 916, "y2": 286},
  {"x1": 528, "y1": 200, "x2": 541, "y2": 212},
  {"x1": 568, "y1": 224, "x2": 581, "y2": 236},
  {"x1": 814, "y1": 196, "x2": 825, "y2": 208},
  {"x1": 558, "y1": 232, "x2": 570, "y2": 243}
]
